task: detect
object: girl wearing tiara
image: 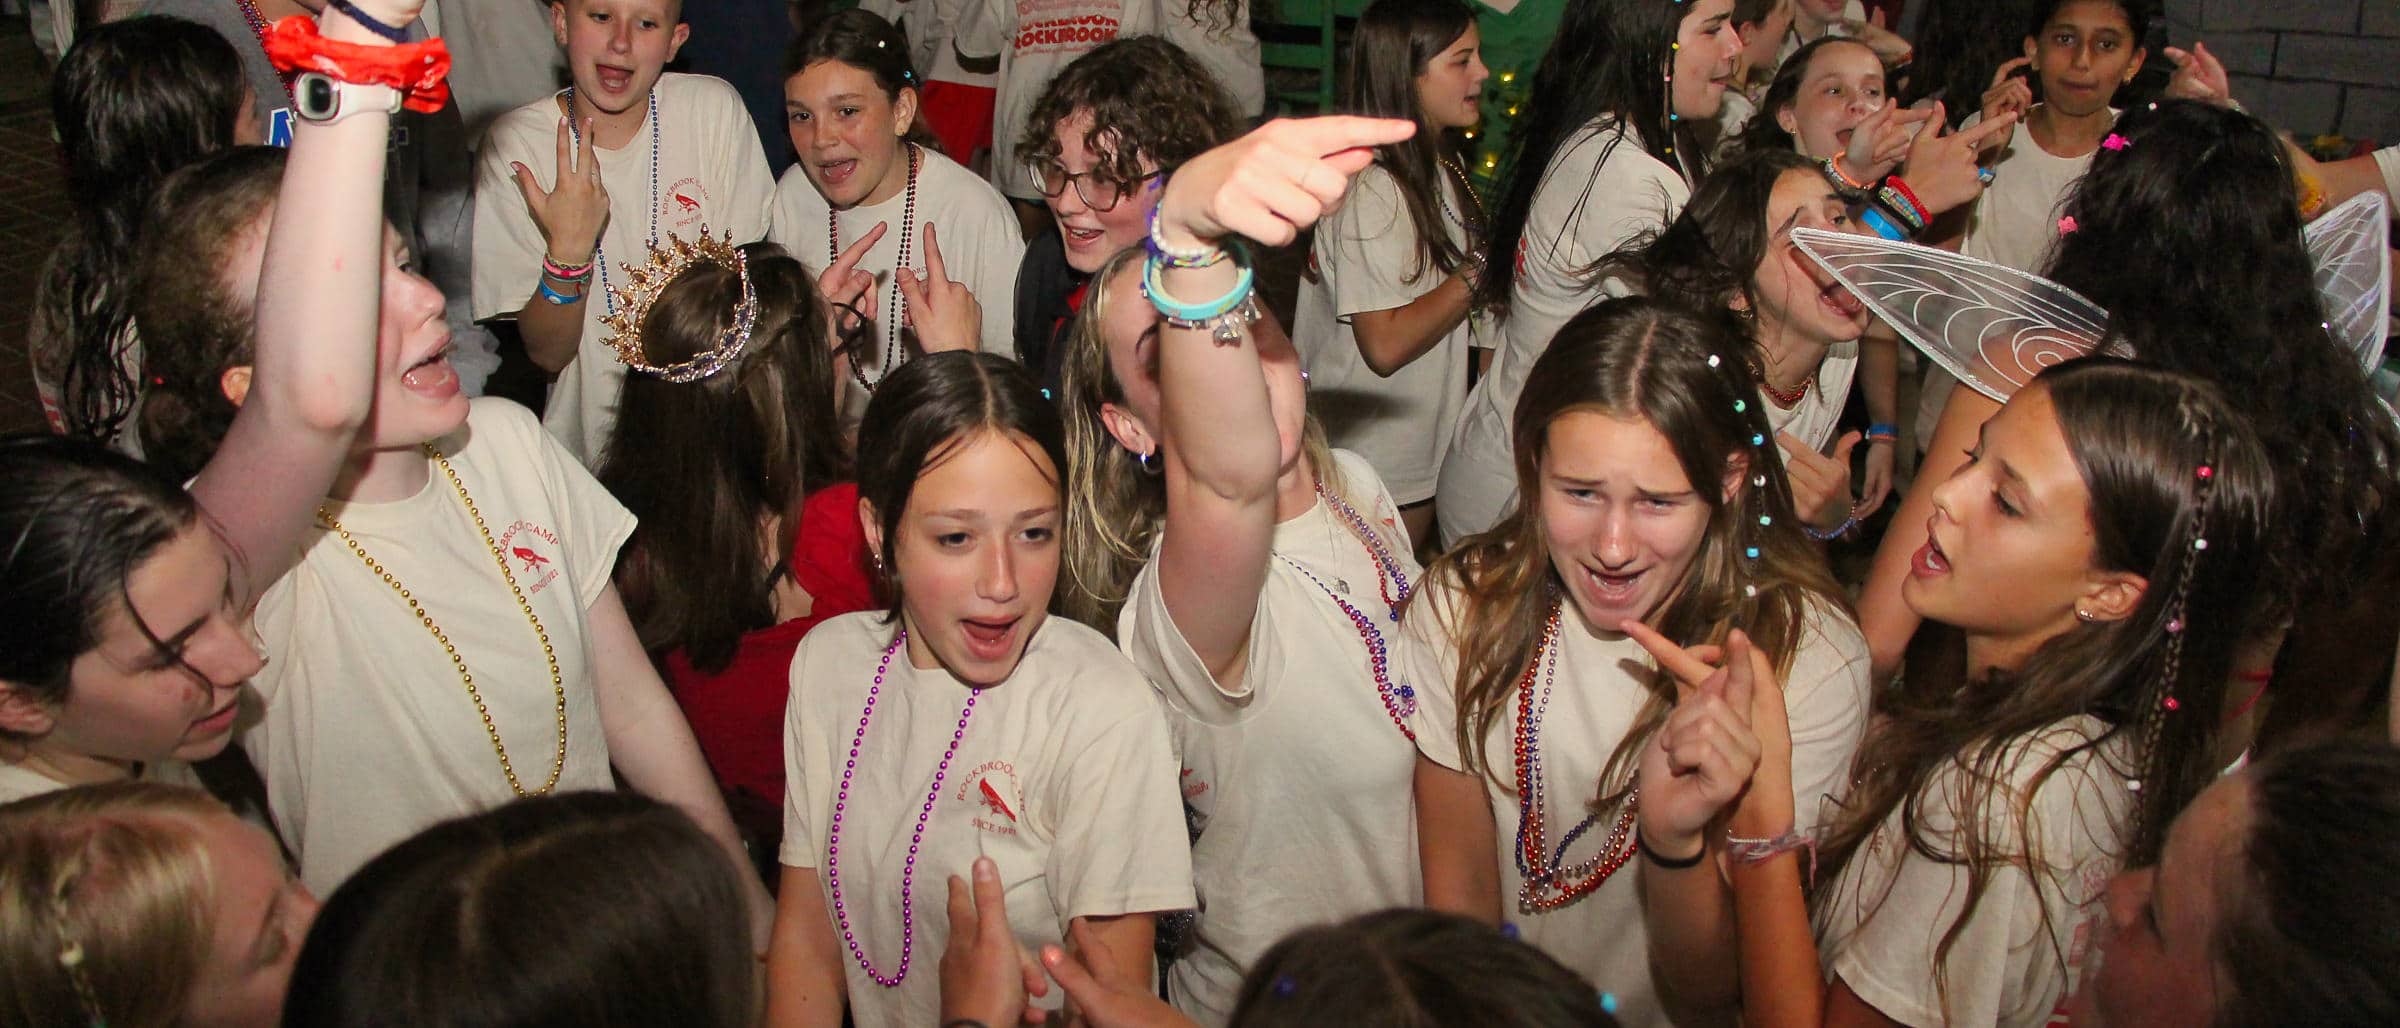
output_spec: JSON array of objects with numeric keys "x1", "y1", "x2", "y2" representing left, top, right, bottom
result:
[
  {"x1": 768, "y1": 9, "x2": 1024, "y2": 427},
  {"x1": 764, "y1": 352, "x2": 1194, "y2": 1026},
  {"x1": 1293, "y1": 0, "x2": 1490, "y2": 550},
  {"x1": 1634, "y1": 359, "x2": 2276, "y2": 1027},
  {"x1": 1405, "y1": 296, "x2": 1872, "y2": 1026},
  {"x1": 1435, "y1": 0, "x2": 1744, "y2": 544}
]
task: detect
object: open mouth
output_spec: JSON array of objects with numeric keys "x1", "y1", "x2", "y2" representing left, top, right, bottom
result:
[
  {"x1": 1912, "y1": 523, "x2": 1951, "y2": 576},
  {"x1": 959, "y1": 616, "x2": 1022, "y2": 662},
  {"x1": 596, "y1": 63, "x2": 635, "y2": 94},
  {"x1": 1581, "y1": 563, "x2": 1647, "y2": 604},
  {"x1": 816, "y1": 158, "x2": 859, "y2": 187},
  {"x1": 401, "y1": 341, "x2": 457, "y2": 395},
  {"x1": 1059, "y1": 224, "x2": 1106, "y2": 249},
  {"x1": 1821, "y1": 277, "x2": 1865, "y2": 318},
  {"x1": 1834, "y1": 126, "x2": 1856, "y2": 148}
]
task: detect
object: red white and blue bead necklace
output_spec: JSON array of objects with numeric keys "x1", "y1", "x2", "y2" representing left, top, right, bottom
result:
[
  {"x1": 1512, "y1": 600, "x2": 1640, "y2": 913},
  {"x1": 825, "y1": 628, "x2": 980, "y2": 987}
]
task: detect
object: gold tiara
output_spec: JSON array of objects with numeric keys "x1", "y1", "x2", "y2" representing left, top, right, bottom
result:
[{"x1": 599, "y1": 227, "x2": 759, "y2": 384}]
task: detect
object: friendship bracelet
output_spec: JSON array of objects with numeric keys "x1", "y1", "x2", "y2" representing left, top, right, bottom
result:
[
  {"x1": 1874, "y1": 188, "x2": 1926, "y2": 233},
  {"x1": 1635, "y1": 831, "x2": 1705, "y2": 870},
  {"x1": 535, "y1": 279, "x2": 584, "y2": 305},
  {"x1": 542, "y1": 255, "x2": 594, "y2": 281},
  {"x1": 1726, "y1": 828, "x2": 1820, "y2": 886},
  {"x1": 1883, "y1": 176, "x2": 1928, "y2": 220},
  {"x1": 325, "y1": 0, "x2": 412, "y2": 43},
  {"x1": 1859, "y1": 206, "x2": 1909, "y2": 241},
  {"x1": 261, "y1": 16, "x2": 451, "y2": 112},
  {"x1": 1145, "y1": 205, "x2": 1229, "y2": 269}
]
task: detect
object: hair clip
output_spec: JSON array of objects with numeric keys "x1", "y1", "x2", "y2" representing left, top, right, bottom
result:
[
  {"x1": 2102, "y1": 133, "x2": 2129, "y2": 151},
  {"x1": 2057, "y1": 215, "x2": 2079, "y2": 235}
]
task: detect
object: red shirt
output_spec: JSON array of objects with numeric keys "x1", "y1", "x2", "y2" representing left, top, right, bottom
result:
[{"x1": 663, "y1": 483, "x2": 874, "y2": 810}]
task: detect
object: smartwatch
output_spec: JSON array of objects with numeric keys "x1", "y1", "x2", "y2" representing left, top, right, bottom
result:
[{"x1": 292, "y1": 72, "x2": 402, "y2": 124}]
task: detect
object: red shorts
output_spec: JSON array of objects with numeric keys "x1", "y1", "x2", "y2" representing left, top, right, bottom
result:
[{"x1": 919, "y1": 80, "x2": 999, "y2": 162}]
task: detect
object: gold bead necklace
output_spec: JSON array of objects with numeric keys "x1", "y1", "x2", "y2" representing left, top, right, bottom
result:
[{"x1": 315, "y1": 443, "x2": 567, "y2": 797}]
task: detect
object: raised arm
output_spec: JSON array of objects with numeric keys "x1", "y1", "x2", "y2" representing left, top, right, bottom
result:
[
  {"x1": 1145, "y1": 118, "x2": 1415, "y2": 691},
  {"x1": 1858, "y1": 383, "x2": 2000, "y2": 681},
  {"x1": 193, "y1": 1, "x2": 417, "y2": 606}
]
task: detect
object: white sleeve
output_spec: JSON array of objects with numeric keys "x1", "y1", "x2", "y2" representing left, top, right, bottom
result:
[
  {"x1": 1783, "y1": 604, "x2": 1873, "y2": 834},
  {"x1": 1323, "y1": 166, "x2": 1448, "y2": 321},
  {"x1": 470, "y1": 118, "x2": 550, "y2": 321},
  {"x1": 1397, "y1": 574, "x2": 1469, "y2": 771},
  {"x1": 714, "y1": 83, "x2": 777, "y2": 245}
]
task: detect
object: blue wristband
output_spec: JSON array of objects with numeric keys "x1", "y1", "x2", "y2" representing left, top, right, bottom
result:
[
  {"x1": 536, "y1": 279, "x2": 584, "y2": 305},
  {"x1": 1867, "y1": 421, "x2": 1899, "y2": 439},
  {"x1": 1859, "y1": 207, "x2": 1908, "y2": 241}
]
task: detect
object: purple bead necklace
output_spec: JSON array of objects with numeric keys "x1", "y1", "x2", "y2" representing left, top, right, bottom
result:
[{"x1": 825, "y1": 627, "x2": 979, "y2": 987}]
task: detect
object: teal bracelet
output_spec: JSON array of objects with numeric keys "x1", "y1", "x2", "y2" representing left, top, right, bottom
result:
[
  {"x1": 1142, "y1": 243, "x2": 1254, "y2": 323},
  {"x1": 536, "y1": 279, "x2": 584, "y2": 305},
  {"x1": 1859, "y1": 207, "x2": 1909, "y2": 241}
]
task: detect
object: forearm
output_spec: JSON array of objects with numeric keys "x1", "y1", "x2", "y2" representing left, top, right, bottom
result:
[
  {"x1": 1353, "y1": 271, "x2": 1473, "y2": 377},
  {"x1": 1641, "y1": 842, "x2": 1741, "y2": 1021},
  {"x1": 1860, "y1": 329, "x2": 1898, "y2": 427},
  {"x1": 195, "y1": 6, "x2": 396, "y2": 603},
  {"x1": 515, "y1": 286, "x2": 590, "y2": 372},
  {"x1": 765, "y1": 866, "x2": 849, "y2": 1028},
  {"x1": 1158, "y1": 257, "x2": 1281, "y2": 504},
  {"x1": 1727, "y1": 764, "x2": 1824, "y2": 1025},
  {"x1": 1415, "y1": 756, "x2": 1502, "y2": 924},
  {"x1": 1074, "y1": 913, "x2": 1158, "y2": 987}
]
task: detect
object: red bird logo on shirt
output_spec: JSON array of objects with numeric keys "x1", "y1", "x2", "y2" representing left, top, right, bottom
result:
[
  {"x1": 673, "y1": 190, "x2": 702, "y2": 214},
  {"x1": 978, "y1": 778, "x2": 1019, "y2": 823},
  {"x1": 511, "y1": 547, "x2": 551, "y2": 573}
]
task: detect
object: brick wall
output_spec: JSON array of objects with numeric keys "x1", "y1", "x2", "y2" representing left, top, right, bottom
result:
[{"x1": 2164, "y1": 0, "x2": 2399, "y2": 143}]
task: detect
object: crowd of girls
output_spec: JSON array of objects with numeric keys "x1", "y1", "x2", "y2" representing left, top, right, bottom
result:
[{"x1": 7, "y1": 0, "x2": 2400, "y2": 1025}]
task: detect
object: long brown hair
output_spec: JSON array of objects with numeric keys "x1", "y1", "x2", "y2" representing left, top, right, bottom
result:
[
  {"x1": 1057, "y1": 249, "x2": 1344, "y2": 632},
  {"x1": 1417, "y1": 296, "x2": 1847, "y2": 792},
  {"x1": 596, "y1": 243, "x2": 849, "y2": 673},
  {"x1": 1342, "y1": 0, "x2": 1480, "y2": 284},
  {"x1": 1815, "y1": 359, "x2": 2275, "y2": 1012}
]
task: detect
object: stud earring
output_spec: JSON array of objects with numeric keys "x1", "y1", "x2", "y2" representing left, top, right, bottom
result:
[{"x1": 2075, "y1": 608, "x2": 2096, "y2": 623}]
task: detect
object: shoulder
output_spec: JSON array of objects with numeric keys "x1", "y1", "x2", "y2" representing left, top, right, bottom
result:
[
  {"x1": 486, "y1": 94, "x2": 567, "y2": 148},
  {"x1": 795, "y1": 610, "x2": 895, "y2": 665},
  {"x1": 1023, "y1": 617, "x2": 1155, "y2": 705},
  {"x1": 1792, "y1": 595, "x2": 1873, "y2": 676},
  {"x1": 920, "y1": 148, "x2": 1016, "y2": 212},
  {"x1": 773, "y1": 166, "x2": 828, "y2": 215},
  {"x1": 658, "y1": 72, "x2": 750, "y2": 113},
  {"x1": 462, "y1": 395, "x2": 546, "y2": 441}
]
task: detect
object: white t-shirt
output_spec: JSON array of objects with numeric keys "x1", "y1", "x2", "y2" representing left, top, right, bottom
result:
[
  {"x1": 767, "y1": 145, "x2": 1026, "y2": 425},
  {"x1": 1154, "y1": 0, "x2": 1263, "y2": 118},
  {"x1": 245, "y1": 399, "x2": 632, "y2": 894},
  {"x1": 1775, "y1": 0, "x2": 1867, "y2": 67},
  {"x1": 1294, "y1": 166, "x2": 1481, "y2": 506},
  {"x1": 1767, "y1": 340, "x2": 1861, "y2": 454},
  {"x1": 1816, "y1": 718, "x2": 2136, "y2": 1028},
  {"x1": 1437, "y1": 121, "x2": 1688, "y2": 544},
  {"x1": 1916, "y1": 112, "x2": 2101, "y2": 443},
  {"x1": 434, "y1": 0, "x2": 568, "y2": 143},
  {"x1": 956, "y1": 0, "x2": 1153, "y2": 199},
  {"x1": 1117, "y1": 450, "x2": 1425, "y2": 1025},
  {"x1": 2374, "y1": 145, "x2": 2399, "y2": 200},
  {"x1": 0, "y1": 760, "x2": 210, "y2": 807},
  {"x1": 472, "y1": 73, "x2": 777, "y2": 464},
  {"x1": 1713, "y1": 89, "x2": 1760, "y2": 159},
  {"x1": 780, "y1": 612, "x2": 1196, "y2": 1027},
  {"x1": 1399, "y1": 570, "x2": 1872, "y2": 1027}
]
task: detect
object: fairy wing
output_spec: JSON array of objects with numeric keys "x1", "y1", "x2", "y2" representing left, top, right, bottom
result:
[
  {"x1": 2303, "y1": 190, "x2": 2392, "y2": 374},
  {"x1": 1789, "y1": 227, "x2": 2119, "y2": 404}
]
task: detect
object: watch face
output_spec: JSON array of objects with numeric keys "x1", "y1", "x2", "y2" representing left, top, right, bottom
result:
[{"x1": 300, "y1": 75, "x2": 339, "y2": 120}]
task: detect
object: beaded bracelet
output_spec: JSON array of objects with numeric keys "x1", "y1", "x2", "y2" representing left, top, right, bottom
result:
[
  {"x1": 1820, "y1": 155, "x2": 1873, "y2": 197},
  {"x1": 1874, "y1": 187, "x2": 1926, "y2": 233},
  {"x1": 1145, "y1": 205, "x2": 1229, "y2": 269},
  {"x1": 1884, "y1": 175, "x2": 1928, "y2": 219},
  {"x1": 1805, "y1": 515, "x2": 1859, "y2": 541},
  {"x1": 1636, "y1": 831, "x2": 1705, "y2": 870},
  {"x1": 1726, "y1": 828, "x2": 1819, "y2": 885},
  {"x1": 1859, "y1": 206, "x2": 1909, "y2": 241},
  {"x1": 326, "y1": 0, "x2": 412, "y2": 43}
]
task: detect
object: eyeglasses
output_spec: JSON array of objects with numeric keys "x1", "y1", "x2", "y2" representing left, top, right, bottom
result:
[{"x1": 1024, "y1": 158, "x2": 1166, "y2": 212}]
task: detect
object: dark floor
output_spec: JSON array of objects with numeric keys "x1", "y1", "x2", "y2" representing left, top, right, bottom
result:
[{"x1": 0, "y1": 18, "x2": 60, "y2": 435}]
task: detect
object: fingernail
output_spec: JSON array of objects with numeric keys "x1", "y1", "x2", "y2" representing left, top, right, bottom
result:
[{"x1": 975, "y1": 856, "x2": 997, "y2": 879}]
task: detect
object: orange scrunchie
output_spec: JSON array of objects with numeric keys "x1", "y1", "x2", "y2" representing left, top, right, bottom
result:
[{"x1": 262, "y1": 15, "x2": 451, "y2": 114}]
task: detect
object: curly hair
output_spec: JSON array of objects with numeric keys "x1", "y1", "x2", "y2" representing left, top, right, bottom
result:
[
  {"x1": 1015, "y1": 35, "x2": 1242, "y2": 188},
  {"x1": 132, "y1": 146, "x2": 287, "y2": 485}
]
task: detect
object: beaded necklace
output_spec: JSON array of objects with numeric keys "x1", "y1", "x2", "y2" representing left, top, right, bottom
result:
[
  {"x1": 1752, "y1": 358, "x2": 1812, "y2": 408},
  {"x1": 1436, "y1": 155, "x2": 1487, "y2": 244},
  {"x1": 829, "y1": 143, "x2": 921, "y2": 392},
  {"x1": 825, "y1": 627, "x2": 979, "y2": 987},
  {"x1": 315, "y1": 444, "x2": 568, "y2": 797},
  {"x1": 233, "y1": 0, "x2": 296, "y2": 104},
  {"x1": 565, "y1": 89, "x2": 660, "y2": 321},
  {"x1": 1512, "y1": 600, "x2": 1640, "y2": 913},
  {"x1": 1273, "y1": 481, "x2": 1419, "y2": 740}
]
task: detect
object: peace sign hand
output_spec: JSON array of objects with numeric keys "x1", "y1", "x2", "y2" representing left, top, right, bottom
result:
[
  {"x1": 511, "y1": 117, "x2": 612, "y2": 266},
  {"x1": 1896, "y1": 103, "x2": 2018, "y2": 217},
  {"x1": 1625, "y1": 623, "x2": 1768, "y2": 857},
  {"x1": 897, "y1": 223, "x2": 983, "y2": 354}
]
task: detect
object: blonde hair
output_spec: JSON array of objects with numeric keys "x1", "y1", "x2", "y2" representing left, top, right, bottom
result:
[
  {"x1": 1057, "y1": 248, "x2": 1344, "y2": 632},
  {"x1": 0, "y1": 781, "x2": 222, "y2": 1028}
]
